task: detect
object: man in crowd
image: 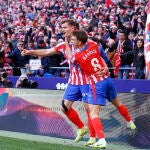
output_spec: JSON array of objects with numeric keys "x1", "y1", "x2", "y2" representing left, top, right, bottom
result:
[
  {"x1": 114, "y1": 30, "x2": 133, "y2": 79},
  {"x1": 5, "y1": 41, "x2": 31, "y2": 76}
]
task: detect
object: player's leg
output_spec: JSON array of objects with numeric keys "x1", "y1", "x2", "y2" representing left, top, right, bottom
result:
[
  {"x1": 107, "y1": 77, "x2": 136, "y2": 129},
  {"x1": 87, "y1": 82, "x2": 108, "y2": 149},
  {"x1": 84, "y1": 102, "x2": 96, "y2": 146},
  {"x1": 88, "y1": 104, "x2": 107, "y2": 149},
  {"x1": 111, "y1": 98, "x2": 136, "y2": 129},
  {"x1": 80, "y1": 84, "x2": 96, "y2": 145},
  {"x1": 61, "y1": 84, "x2": 88, "y2": 142},
  {"x1": 62, "y1": 99, "x2": 85, "y2": 128}
]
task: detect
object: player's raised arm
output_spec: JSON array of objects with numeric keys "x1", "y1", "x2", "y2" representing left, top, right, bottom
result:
[{"x1": 21, "y1": 47, "x2": 59, "y2": 57}]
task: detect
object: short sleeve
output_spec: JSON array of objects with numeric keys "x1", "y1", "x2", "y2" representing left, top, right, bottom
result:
[{"x1": 54, "y1": 42, "x2": 66, "y2": 54}]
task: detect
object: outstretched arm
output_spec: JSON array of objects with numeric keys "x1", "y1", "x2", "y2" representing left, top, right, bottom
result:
[{"x1": 21, "y1": 47, "x2": 59, "y2": 57}]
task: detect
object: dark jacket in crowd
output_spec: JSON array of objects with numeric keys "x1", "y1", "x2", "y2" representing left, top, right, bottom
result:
[
  {"x1": 8, "y1": 47, "x2": 31, "y2": 67},
  {"x1": 116, "y1": 14, "x2": 134, "y2": 36},
  {"x1": 133, "y1": 47, "x2": 145, "y2": 79},
  {"x1": 114, "y1": 39, "x2": 133, "y2": 65},
  {"x1": 120, "y1": 46, "x2": 145, "y2": 79}
]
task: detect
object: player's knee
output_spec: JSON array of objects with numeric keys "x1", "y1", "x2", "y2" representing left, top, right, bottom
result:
[
  {"x1": 61, "y1": 100, "x2": 68, "y2": 112},
  {"x1": 84, "y1": 102, "x2": 89, "y2": 112}
]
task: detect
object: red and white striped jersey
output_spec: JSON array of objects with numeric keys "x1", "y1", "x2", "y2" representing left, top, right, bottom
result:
[
  {"x1": 71, "y1": 43, "x2": 109, "y2": 84},
  {"x1": 54, "y1": 42, "x2": 89, "y2": 85},
  {"x1": 144, "y1": 6, "x2": 150, "y2": 79}
]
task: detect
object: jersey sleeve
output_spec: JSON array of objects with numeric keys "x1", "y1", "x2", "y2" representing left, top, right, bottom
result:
[
  {"x1": 54, "y1": 42, "x2": 66, "y2": 54},
  {"x1": 98, "y1": 46, "x2": 109, "y2": 64}
]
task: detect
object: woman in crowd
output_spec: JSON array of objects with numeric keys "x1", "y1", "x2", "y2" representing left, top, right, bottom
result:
[{"x1": 133, "y1": 39, "x2": 145, "y2": 79}]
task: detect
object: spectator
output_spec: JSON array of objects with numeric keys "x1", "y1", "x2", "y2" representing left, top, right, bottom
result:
[
  {"x1": 131, "y1": 13, "x2": 146, "y2": 35},
  {"x1": 105, "y1": 38, "x2": 121, "y2": 78},
  {"x1": 133, "y1": 39, "x2": 145, "y2": 79},
  {"x1": 26, "y1": 40, "x2": 35, "y2": 50},
  {"x1": 114, "y1": 30, "x2": 133, "y2": 79},
  {"x1": 128, "y1": 31, "x2": 136, "y2": 49},
  {"x1": 100, "y1": 24, "x2": 110, "y2": 49},
  {"x1": 38, "y1": 32, "x2": 45, "y2": 40},
  {"x1": 120, "y1": 38, "x2": 146, "y2": 79},
  {"x1": 30, "y1": 38, "x2": 49, "y2": 77},
  {"x1": 10, "y1": 33, "x2": 18, "y2": 50},
  {"x1": 55, "y1": 25, "x2": 63, "y2": 40},
  {"x1": 109, "y1": 24, "x2": 118, "y2": 41},
  {"x1": 2, "y1": 41, "x2": 13, "y2": 67},
  {"x1": 116, "y1": 12, "x2": 134, "y2": 36},
  {"x1": 6, "y1": 41, "x2": 31, "y2": 76}
]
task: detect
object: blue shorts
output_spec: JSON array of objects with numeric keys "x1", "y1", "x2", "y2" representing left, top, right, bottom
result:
[
  {"x1": 88, "y1": 77, "x2": 117, "y2": 106},
  {"x1": 63, "y1": 84, "x2": 89, "y2": 103}
]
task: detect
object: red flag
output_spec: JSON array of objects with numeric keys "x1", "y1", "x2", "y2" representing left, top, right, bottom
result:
[
  {"x1": 144, "y1": 7, "x2": 150, "y2": 79},
  {"x1": 105, "y1": 0, "x2": 114, "y2": 7}
]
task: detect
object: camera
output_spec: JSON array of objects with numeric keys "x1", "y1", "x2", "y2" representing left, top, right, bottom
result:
[
  {"x1": 0, "y1": 72, "x2": 7, "y2": 78},
  {"x1": 20, "y1": 78, "x2": 38, "y2": 88},
  {"x1": 28, "y1": 80, "x2": 38, "y2": 88},
  {"x1": 0, "y1": 71, "x2": 13, "y2": 87}
]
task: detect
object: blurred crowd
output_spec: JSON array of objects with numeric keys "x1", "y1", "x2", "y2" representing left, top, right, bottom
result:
[{"x1": 0, "y1": 0, "x2": 149, "y2": 80}]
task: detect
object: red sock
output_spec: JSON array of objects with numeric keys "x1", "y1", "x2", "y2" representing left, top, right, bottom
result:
[
  {"x1": 118, "y1": 104, "x2": 131, "y2": 122},
  {"x1": 86, "y1": 111, "x2": 96, "y2": 137},
  {"x1": 64, "y1": 108, "x2": 84, "y2": 129},
  {"x1": 91, "y1": 117, "x2": 105, "y2": 139}
]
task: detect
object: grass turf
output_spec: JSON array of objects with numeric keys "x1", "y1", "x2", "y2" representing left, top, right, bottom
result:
[
  {"x1": 0, "y1": 136, "x2": 88, "y2": 150},
  {"x1": 0, "y1": 131, "x2": 146, "y2": 150}
]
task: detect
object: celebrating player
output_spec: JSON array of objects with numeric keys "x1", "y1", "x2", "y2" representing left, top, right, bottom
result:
[
  {"x1": 21, "y1": 19, "x2": 98, "y2": 144},
  {"x1": 66, "y1": 30, "x2": 136, "y2": 149}
]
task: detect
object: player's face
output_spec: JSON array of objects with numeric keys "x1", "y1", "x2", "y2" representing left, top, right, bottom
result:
[
  {"x1": 61, "y1": 23, "x2": 75, "y2": 38},
  {"x1": 71, "y1": 36, "x2": 80, "y2": 48}
]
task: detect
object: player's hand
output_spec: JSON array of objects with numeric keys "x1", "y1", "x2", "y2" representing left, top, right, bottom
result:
[
  {"x1": 96, "y1": 67, "x2": 109, "y2": 77},
  {"x1": 25, "y1": 64, "x2": 30, "y2": 68},
  {"x1": 21, "y1": 49, "x2": 29, "y2": 56}
]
